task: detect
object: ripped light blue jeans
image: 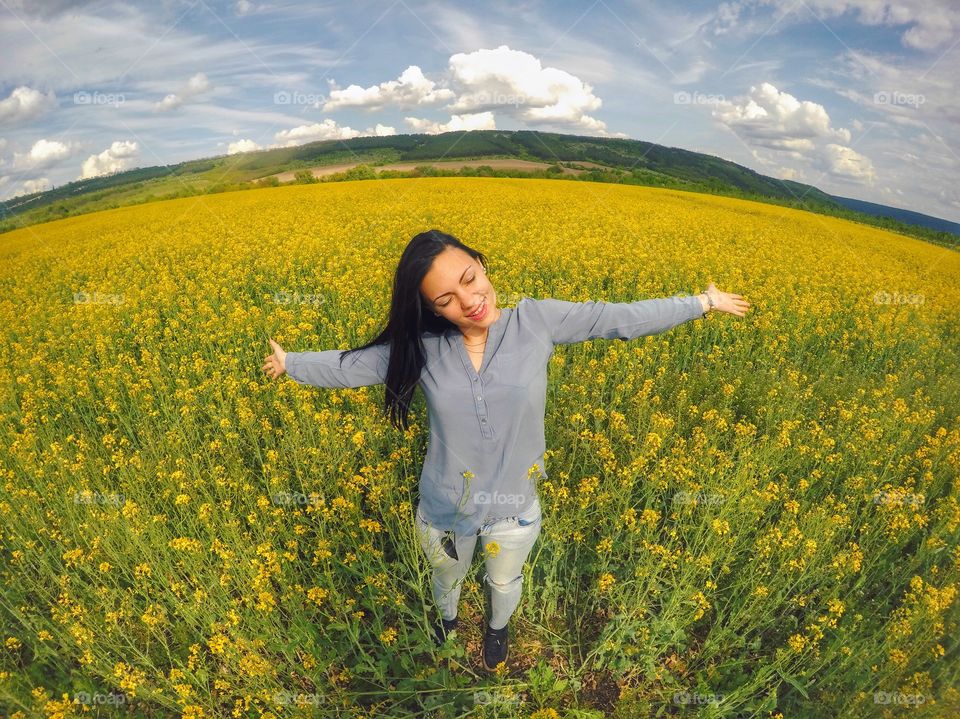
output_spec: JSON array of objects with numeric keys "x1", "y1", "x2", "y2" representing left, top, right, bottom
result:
[{"x1": 415, "y1": 498, "x2": 542, "y2": 631}]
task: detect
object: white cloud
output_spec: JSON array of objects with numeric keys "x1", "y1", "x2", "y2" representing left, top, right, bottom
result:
[
  {"x1": 155, "y1": 94, "x2": 183, "y2": 111},
  {"x1": 227, "y1": 138, "x2": 261, "y2": 154},
  {"x1": 818, "y1": 143, "x2": 876, "y2": 183},
  {"x1": 444, "y1": 45, "x2": 611, "y2": 135},
  {"x1": 322, "y1": 45, "x2": 619, "y2": 136},
  {"x1": 0, "y1": 86, "x2": 58, "y2": 126},
  {"x1": 1, "y1": 5, "x2": 344, "y2": 94},
  {"x1": 273, "y1": 120, "x2": 396, "y2": 146},
  {"x1": 21, "y1": 177, "x2": 51, "y2": 195},
  {"x1": 12, "y1": 139, "x2": 77, "y2": 172},
  {"x1": 186, "y1": 72, "x2": 212, "y2": 94},
  {"x1": 79, "y1": 140, "x2": 139, "y2": 179},
  {"x1": 404, "y1": 112, "x2": 496, "y2": 135},
  {"x1": 712, "y1": 82, "x2": 851, "y2": 148},
  {"x1": 709, "y1": 0, "x2": 959, "y2": 51},
  {"x1": 155, "y1": 72, "x2": 213, "y2": 112},
  {"x1": 821, "y1": 50, "x2": 958, "y2": 130},
  {"x1": 713, "y1": 82, "x2": 879, "y2": 185},
  {"x1": 797, "y1": 0, "x2": 958, "y2": 51},
  {"x1": 0, "y1": 174, "x2": 52, "y2": 199},
  {"x1": 323, "y1": 66, "x2": 455, "y2": 111}
]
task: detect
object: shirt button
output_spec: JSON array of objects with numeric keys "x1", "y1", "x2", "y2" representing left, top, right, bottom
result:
[
  {"x1": 476, "y1": 395, "x2": 482, "y2": 401},
  {"x1": 481, "y1": 418, "x2": 487, "y2": 423}
]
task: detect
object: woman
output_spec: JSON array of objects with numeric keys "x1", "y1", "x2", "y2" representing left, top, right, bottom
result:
[{"x1": 262, "y1": 229, "x2": 750, "y2": 672}]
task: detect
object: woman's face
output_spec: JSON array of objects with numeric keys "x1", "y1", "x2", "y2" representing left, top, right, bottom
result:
[{"x1": 420, "y1": 246, "x2": 498, "y2": 333}]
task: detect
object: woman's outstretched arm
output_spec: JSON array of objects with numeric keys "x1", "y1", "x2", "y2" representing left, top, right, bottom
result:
[
  {"x1": 262, "y1": 337, "x2": 390, "y2": 388},
  {"x1": 529, "y1": 282, "x2": 750, "y2": 345}
]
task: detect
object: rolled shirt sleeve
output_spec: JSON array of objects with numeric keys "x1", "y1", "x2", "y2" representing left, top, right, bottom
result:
[
  {"x1": 285, "y1": 342, "x2": 391, "y2": 388},
  {"x1": 530, "y1": 294, "x2": 705, "y2": 345}
]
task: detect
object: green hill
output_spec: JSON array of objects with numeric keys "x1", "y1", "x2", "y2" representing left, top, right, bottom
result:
[{"x1": 1, "y1": 130, "x2": 956, "y2": 250}]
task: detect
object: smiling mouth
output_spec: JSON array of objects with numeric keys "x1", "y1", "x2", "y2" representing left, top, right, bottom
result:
[{"x1": 465, "y1": 297, "x2": 486, "y2": 319}]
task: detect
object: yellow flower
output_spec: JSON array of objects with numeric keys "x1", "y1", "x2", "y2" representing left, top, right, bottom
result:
[
  {"x1": 207, "y1": 633, "x2": 229, "y2": 655},
  {"x1": 598, "y1": 572, "x2": 616, "y2": 593},
  {"x1": 711, "y1": 518, "x2": 730, "y2": 536},
  {"x1": 485, "y1": 541, "x2": 501, "y2": 558},
  {"x1": 530, "y1": 709, "x2": 561, "y2": 719},
  {"x1": 141, "y1": 603, "x2": 166, "y2": 628},
  {"x1": 640, "y1": 508, "x2": 660, "y2": 528},
  {"x1": 168, "y1": 537, "x2": 202, "y2": 553},
  {"x1": 113, "y1": 661, "x2": 147, "y2": 697},
  {"x1": 691, "y1": 591, "x2": 711, "y2": 620},
  {"x1": 379, "y1": 627, "x2": 398, "y2": 645},
  {"x1": 307, "y1": 587, "x2": 329, "y2": 605},
  {"x1": 359, "y1": 518, "x2": 383, "y2": 533},
  {"x1": 888, "y1": 648, "x2": 908, "y2": 668},
  {"x1": 62, "y1": 548, "x2": 84, "y2": 567}
]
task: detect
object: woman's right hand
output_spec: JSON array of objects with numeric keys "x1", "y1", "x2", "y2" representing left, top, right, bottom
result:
[{"x1": 263, "y1": 338, "x2": 287, "y2": 379}]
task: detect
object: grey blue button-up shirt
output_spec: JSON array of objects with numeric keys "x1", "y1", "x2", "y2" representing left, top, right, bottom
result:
[{"x1": 285, "y1": 293, "x2": 706, "y2": 536}]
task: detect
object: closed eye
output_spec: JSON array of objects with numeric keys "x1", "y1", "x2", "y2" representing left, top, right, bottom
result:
[{"x1": 437, "y1": 275, "x2": 475, "y2": 307}]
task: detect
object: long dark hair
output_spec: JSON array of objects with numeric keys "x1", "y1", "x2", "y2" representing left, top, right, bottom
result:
[{"x1": 340, "y1": 229, "x2": 488, "y2": 431}]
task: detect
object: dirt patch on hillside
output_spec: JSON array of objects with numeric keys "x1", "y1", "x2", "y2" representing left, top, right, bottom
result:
[{"x1": 264, "y1": 158, "x2": 617, "y2": 183}]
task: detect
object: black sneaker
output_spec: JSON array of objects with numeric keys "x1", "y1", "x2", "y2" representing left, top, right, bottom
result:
[
  {"x1": 481, "y1": 622, "x2": 509, "y2": 671},
  {"x1": 433, "y1": 616, "x2": 458, "y2": 646}
]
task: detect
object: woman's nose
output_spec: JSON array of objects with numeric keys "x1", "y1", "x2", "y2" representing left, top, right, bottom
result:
[{"x1": 459, "y1": 290, "x2": 479, "y2": 310}]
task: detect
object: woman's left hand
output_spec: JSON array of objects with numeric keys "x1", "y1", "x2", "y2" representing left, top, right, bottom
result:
[{"x1": 705, "y1": 281, "x2": 751, "y2": 317}]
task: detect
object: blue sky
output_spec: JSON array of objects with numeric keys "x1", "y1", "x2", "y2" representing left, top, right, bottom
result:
[{"x1": 1, "y1": 0, "x2": 958, "y2": 222}]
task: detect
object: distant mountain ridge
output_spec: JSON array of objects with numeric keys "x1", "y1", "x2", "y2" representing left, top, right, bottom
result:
[{"x1": 829, "y1": 194, "x2": 960, "y2": 236}]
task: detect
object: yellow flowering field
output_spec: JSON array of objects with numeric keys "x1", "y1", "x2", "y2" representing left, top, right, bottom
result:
[{"x1": 1, "y1": 177, "x2": 959, "y2": 718}]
